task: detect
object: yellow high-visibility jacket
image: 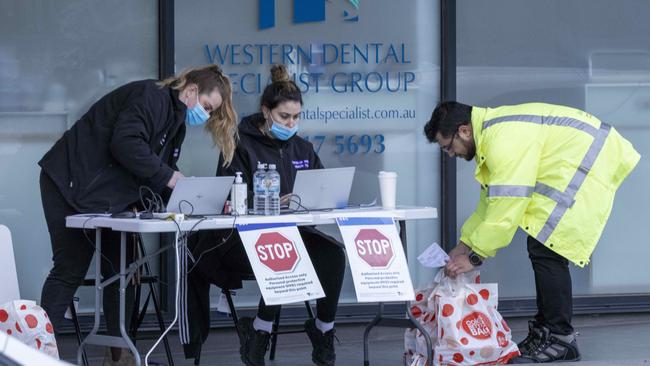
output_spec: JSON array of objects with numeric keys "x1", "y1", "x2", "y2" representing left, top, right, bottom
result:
[{"x1": 460, "y1": 103, "x2": 640, "y2": 267}]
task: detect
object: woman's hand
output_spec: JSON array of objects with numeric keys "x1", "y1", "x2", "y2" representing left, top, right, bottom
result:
[
  {"x1": 166, "y1": 171, "x2": 185, "y2": 189},
  {"x1": 280, "y1": 194, "x2": 292, "y2": 206}
]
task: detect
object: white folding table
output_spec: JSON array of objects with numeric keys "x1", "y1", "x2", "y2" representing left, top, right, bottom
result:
[{"x1": 66, "y1": 206, "x2": 437, "y2": 366}]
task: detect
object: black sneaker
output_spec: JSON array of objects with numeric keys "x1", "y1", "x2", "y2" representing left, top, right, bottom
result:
[
  {"x1": 509, "y1": 326, "x2": 580, "y2": 364},
  {"x1": 517, "y1": 320, "x2": 543, "y2": 356},
  {"x1": 305, "y1": 319, "x2": 336, "y2": 366},
  {"x1": 239, "y1": 317, "x2": 271, "y2": 366}
]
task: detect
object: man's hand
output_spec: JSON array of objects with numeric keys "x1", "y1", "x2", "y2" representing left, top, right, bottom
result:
[
  {"x1": 444, "y1": 254, "x2": 475, "y2": 278},
  {"x1": 166, "y1": 171, "x2": 185, "y2": 189},
  {"x1": 448, "y1": 241, "x2": 471, "y2": 258}
]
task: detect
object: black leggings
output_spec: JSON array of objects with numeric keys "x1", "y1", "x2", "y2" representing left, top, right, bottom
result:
[
  {"x1": 527, "y1": 236, "x2": 574, "y2": 335},
  {"x1": 39, "y1": 170, "x2": 135, "y2": 339},
  {"x1": 217, "y1": 228, "x2": 346, "y2": 323}
]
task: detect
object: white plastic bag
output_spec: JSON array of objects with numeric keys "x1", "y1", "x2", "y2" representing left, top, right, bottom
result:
[
  {"x1": 0, "y1": 300, "x2": 59, "y2": 358},
  {"x1": 430, "y1": 272, "x2": 518, "y2": 365}
]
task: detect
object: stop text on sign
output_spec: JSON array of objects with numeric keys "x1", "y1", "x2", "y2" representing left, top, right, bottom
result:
[
  {"x1": 256, "y1": 242, "x2": 295, "y2": 261},
  {"x1": 255, "y1": 232, "x2": 300, "y2": 273},
  {"x1": 356, "y1": 239, "x2": 391, "y2": 256}
]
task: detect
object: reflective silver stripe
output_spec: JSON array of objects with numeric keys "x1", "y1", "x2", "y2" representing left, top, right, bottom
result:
[
  {"x1": 537, "y1": 123, "x2": 611, "y2": 243},
  {"x1": 483, "y1": 115, "x2": 598, "y2": 137},
  {"x1": 487, "y1": 185, "x2": 534, "y2": 198},
  {"x1": 534, "y1": 182, "x2": 575, "y2": 208},
  {"x1": 565, "y1": 124, "x2": 611, "y2": 198}
]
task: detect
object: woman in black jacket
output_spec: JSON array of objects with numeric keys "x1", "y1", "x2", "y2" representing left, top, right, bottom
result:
[
  {"x1": 38, "y1": 65, "x2": 237, "y2": 364},
  {"x1": 188, "y1": 65, "x2": 345, "y2": 366}
]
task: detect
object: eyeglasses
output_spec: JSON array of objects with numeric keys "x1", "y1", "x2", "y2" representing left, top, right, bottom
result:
[{"x1": 440, "y1": 130, "x2": 458, "y2": 153}]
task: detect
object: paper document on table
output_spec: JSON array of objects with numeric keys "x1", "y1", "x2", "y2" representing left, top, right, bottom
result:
[{"x1": 417, "y1": 242, "x2": 449, "y2": 268}]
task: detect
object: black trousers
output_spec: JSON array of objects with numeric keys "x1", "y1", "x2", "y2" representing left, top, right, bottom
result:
[
  {"x1": 189, "y1": 226, "x2": 346, "y2": 324},
  {"x1": 39, "y1": 171, "x2": 135, "y2": 339},
  {"x1": 527, "y1": 236, "x2": 573, "y2": 335}
]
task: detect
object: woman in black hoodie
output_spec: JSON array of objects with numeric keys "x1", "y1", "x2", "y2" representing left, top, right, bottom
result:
[{"x1": 189, "y1": 65, "x2": 345, "y2": 366}]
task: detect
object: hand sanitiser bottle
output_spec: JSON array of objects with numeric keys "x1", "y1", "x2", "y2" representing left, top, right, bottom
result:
[
  {"x1": 231, "y1": 172, "x2": 247, "y2": 216},
  {"x1": 253, "y1": 163, "x2": 268, "y2": 215}
]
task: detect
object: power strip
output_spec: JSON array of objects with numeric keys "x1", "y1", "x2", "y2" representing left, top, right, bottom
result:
[{"x1": 138, "y1": 212, "x2": 184, "y2": 221}]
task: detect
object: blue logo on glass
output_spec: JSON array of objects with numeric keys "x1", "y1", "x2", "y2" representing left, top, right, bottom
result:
[{"x1": 259, "y1": 0, "x2": 359, "y2": 29}]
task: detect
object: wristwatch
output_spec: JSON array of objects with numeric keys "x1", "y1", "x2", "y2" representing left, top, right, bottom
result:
[{"x1": 468, "y1": 251, "x2": 484, "y2": 266}]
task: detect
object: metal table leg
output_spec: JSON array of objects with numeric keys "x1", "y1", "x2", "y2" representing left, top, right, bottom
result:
[
  {"x1": 119, "y1": 232, "x2": 141, "y2": 366},
  {"x1": 77, "y1": 228, "x2": 102, "y2": 366},
  {"x1": 362, "y1": 220, "x2": 433, "y2": 366},
  {"x1": 77, "y1": 230, "x2": 142, "y2": 366},
  {"x1": 363, "y1": 303, "x2": 384, "y2": 366}
]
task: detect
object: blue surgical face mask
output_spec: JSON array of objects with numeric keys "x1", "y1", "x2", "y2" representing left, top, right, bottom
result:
[
  {"x1": 269, "y1": 117, "x2": 298, "y2": 141},
  {"x1": 185, "y1": 94, "x2": 210, "y2": 126}
]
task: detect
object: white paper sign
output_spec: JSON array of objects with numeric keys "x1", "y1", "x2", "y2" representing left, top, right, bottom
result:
[
  {"x1": 417, "y1": 242, "x2": 449, "y2": 268},
  {"x1": 336, "y1": 217, "x2": 415, "y2": 302},
  {"x1": 237, "y1": 222, "x2": 325, "y2": 305}
]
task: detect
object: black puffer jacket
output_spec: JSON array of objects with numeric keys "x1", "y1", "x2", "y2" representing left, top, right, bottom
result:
[{"x1": 38, "y1": 80, "x2": 187, "y2": 213}]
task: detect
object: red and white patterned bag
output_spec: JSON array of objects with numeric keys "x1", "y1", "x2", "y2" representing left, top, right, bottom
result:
[
  {"x1": 430, "y1": 271, "x2": 519, "y2": 365},
  {"x1": 405, "y1": 271, "x2": 519, "y2": 366},
  {"x1": 0, "y1": 300, "x2": 59, "y2": 358}
]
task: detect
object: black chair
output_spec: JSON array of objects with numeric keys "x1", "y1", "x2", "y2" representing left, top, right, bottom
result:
[
  {"x1": 192, "y1": 273, "x2": 315, "y2": 365},
  {"x1": 71, "y1": 234, "x2": 174, "y2": 366}
]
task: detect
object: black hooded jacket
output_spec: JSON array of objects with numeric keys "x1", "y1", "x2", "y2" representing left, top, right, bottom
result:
[
  {"x1": 216, "y1": 112, "x2": 323, "y2": 200},
  {"x1": 183, "y1": 113, "x2": 337, "y2": 359},
  {"x1": 38, "y1": 80, "x2": 187, "y2": 213},
  {"x1": 188, "y1": 112, "x2": 327, "y2": 282}
]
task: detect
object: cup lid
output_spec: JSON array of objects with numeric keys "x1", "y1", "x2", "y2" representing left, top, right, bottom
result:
[{"x1": 378, "y1": 170, "x2": 397, "y2": 177}]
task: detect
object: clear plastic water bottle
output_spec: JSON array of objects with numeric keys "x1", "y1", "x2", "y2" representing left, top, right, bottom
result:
[
  {"x1": 253, "y1": 162, "x2": 268, "y2": 215},
  {"x1": 266, "y1": 164, "x2": 281, "y2": 216}
]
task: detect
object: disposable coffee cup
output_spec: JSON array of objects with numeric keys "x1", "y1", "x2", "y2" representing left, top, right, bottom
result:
[{"x1": 378, "y1": 171, "x2": 397, "y2": 209}]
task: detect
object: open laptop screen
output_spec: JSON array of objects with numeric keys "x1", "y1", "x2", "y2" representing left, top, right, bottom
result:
[
  {"x1": 289, "y1": 167, "x2": 355, "y2": 211},
  {"x1": 166, "y1": 176, "x2": 234, "y2": 215}
]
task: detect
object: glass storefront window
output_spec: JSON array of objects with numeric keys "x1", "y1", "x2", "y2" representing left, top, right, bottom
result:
[
  {"x1": 175, "y1": 0, "x2": 441, "y2": 307},
  {"x1": 0, "y1": 0, "x2": 158, "y2": 310},
  {"x1": 457, "y1": 0, "x2": 650, "y2": 297}
]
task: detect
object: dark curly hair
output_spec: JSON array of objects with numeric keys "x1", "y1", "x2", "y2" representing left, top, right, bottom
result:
[{"x1": 423, "y1": 101, "x2": 472, "y2": 143}]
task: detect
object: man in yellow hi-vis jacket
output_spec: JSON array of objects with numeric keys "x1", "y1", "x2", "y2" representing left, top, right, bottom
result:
[{"x1": 424, "y1": 101, "x2": 639, "y2": 363}]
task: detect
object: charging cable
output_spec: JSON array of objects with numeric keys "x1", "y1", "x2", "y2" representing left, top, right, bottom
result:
[{"x1": 144, "y1": 214, "x2": 183, "y2": 366}]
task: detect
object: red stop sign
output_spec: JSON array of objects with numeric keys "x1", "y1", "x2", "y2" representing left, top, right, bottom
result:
[
  {"x1": 255, "y1": 232, "x2": 300, "y2": 272},
  {"x1": 354, "y1": 229, "x2": 394, "y2": 268}
]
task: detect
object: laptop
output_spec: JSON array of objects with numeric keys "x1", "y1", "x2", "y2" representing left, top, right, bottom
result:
[
  {"x1": 166, "y1": 176, "x2": 234, "y2": 215},
  {"x1": 289, "y1": 167, "x2": 355, "y2": 211}
]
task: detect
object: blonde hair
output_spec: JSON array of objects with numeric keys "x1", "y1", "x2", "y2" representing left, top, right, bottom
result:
[{"x1": 158, "y1": 65, "x2": 238, "y2": 166}]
